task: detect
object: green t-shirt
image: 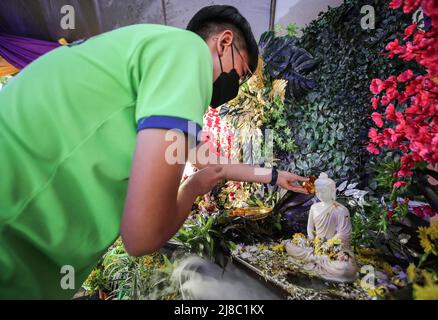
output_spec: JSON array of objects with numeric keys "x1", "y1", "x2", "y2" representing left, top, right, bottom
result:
[{"x1": 0, "y1": 24, "x2": 212, "y2": 299}]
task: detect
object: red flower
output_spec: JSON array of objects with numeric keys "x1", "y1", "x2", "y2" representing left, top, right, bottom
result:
[
  {"x1": 367, "y1": 143, "x2": 380, "y2": 154},
  {"x1": 385, "y1": 104, "x2": 396, "y2": 120},
  {"x1": 423, "y1": 206, "x2": 436, "y2": 217},
  {"x1": 413, "y1": 207, "x2": 425, "y2": 219},
  {"x1": 405, "y1": 104, "x2": 420, "y2": 115},
  {"x1": 368, "y1": 127, "x2": 378, "y2": 139},
  {"x1": 371, "y1": 97, "x2": 380, "y2": 109},
  {"x1": 400, "y1": 42, "x2": 416, "y2": 61},
  {"x1": 397, "y1": 69, "x2": 414, "y2": 82},
  {"x1": 403, "y1": 0, "x2": 421, "y2": 13},
  {"x1": 389, "y1": 0, "x2": 403, "y2": 9},
  {"x1": 371, "y1": 112, "x2": 384, "y2": 128},
  {"x1": 397, "y1": 166, "x2": 414, "y2": 177},
  {"x1": 398, "y1": 91, "x2": 409, "y2": 103},
  {"x1": 386, "y1": 39, "x2": 404, "y2": 58},
  {"x1": 370, "y1": 79, "x2": 385, "y2": 94},
  {"x1": 387, "y1": 210, "x2": 394, "y2": 218},
  {"x1": 393, "y1": 181, "x2": 407, "y2": 188},
  {"x1": 404, "y1": 23, "x2": 417, "y2": 39},
  {"x1": 380, "y1": 93, "x2": 393, "y2": 106},
  {"x1": 422, "y1": 0, "x2": 438, "y2": 29}
]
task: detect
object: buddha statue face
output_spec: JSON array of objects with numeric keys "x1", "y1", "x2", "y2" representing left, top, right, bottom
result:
[{"x1": 315, "y1": 172, "x2": 336, "y2": 203}]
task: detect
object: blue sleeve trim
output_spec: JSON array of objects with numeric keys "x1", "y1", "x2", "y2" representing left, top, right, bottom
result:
[{"x1": 137, "y1": 116, "x2": 202, "y2": 145}]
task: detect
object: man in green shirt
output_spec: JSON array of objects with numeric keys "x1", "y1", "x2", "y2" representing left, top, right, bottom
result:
[{"x1": 0, "y1": 5, "x2": 308, "y2": 299}]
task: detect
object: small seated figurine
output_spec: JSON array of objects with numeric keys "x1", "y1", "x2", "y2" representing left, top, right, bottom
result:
[{"x1": 285, "y1": 172, "x2": 358, "y2": 283}]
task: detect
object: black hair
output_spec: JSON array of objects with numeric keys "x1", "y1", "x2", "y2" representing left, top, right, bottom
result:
[{"x1": 186, "y1": 5, "x2": 259, "y2": 73}]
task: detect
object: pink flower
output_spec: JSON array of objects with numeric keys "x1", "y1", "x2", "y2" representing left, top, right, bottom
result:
[
  {"x1": 386, "y1": 39, "x2": 404, "y2": 58},
  {"x1": 397, "y1": 69, "x2": 415, "y2": 82},
  {"x1": 404, "y1": 23, "x2": 417, "y2": 39},
  {"x1": 368, "y1": 127, "x2": 378, "y2": 139},
  {"x1": 367, "y1": 143, "x2": 380, "y2": 154},
  {"x1": 397, "y1": 167, "x2": 414, "y2": 177},
  {"x1": 370, "y1": 79, "x2": 385, "y2": 94},
  {"x1": 394, "y1": 181, "x2": 407, "y2": 188},
  {"x1": 389, "y1": 0, "x2": 403, "y2": 9},
  {"x1": 405, "y1": 104, "x2": 420, "y2": 115},
  {"x1": 403, "y1": 0, "x2": 421, "y2": 13},
  {"x1": 398, "y1": 91, "x2": 409, "y2": 103},
  {"x1": 381, "y1": 94, "x2": 392, "y2": 106},
  {"x1": 400, "y1": 42, "x2": 416, "y2": 61},
  {"x1": 385, "y1": 104, "x2": 396, "y2": 120},
  {"x1": 371, "y1": 112, "x2": 384, "y2": 128},
  {"x1": 371, "y1": 97, "x2": 380, "y2": 109}
]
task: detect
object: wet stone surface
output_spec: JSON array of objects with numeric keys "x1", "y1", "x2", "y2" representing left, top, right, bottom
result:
[{"x1": 231, "y1": 242, "x2": 371, "y2": 300}]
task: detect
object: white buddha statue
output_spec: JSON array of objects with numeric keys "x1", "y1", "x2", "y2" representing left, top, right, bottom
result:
[{"x1": 285, "y1": 172, "x2": 358, "y2": 283}]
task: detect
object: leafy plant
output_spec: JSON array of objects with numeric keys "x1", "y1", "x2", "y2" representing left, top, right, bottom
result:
[
  {"x1": 83, "y1": 239, "x2": 180, "y2": 300},
  {"x1": 274, "y1": 23, "x2": 299, "y2": 37},
  {"x1": 259, "y1": 31, "x2": 316, "y2": 99},
  {"x1": 173, "y1": 213, "x2": 221, "y2": 259},
  {"x1": 280, "y1": 0, "x2": 412, "y2": 180}
]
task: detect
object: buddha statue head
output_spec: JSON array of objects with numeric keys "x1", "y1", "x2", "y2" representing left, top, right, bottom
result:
[{"x1": 315, "y1": 172, "x2": 337, "y2": 203}]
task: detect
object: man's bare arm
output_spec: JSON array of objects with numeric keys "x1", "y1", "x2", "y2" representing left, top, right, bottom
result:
[
  {"x1": 189, "y1": 141, "x2": 309, "y2": 193},
  {"x1": 121, "y1": 129, "x2": 223, "y2": 256}
]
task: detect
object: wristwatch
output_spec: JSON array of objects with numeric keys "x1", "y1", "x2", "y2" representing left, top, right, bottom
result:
[{"x1": 269, "y1": 166, "x2": 278, "y2": 186}]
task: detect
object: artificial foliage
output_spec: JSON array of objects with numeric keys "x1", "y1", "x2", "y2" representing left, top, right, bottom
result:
[
  {"x1": 280, "y1": 0, "x2": 413, "y2": 180},
  {"x1": 366, "y1": 0, "x2": 438, "y2": 212}
]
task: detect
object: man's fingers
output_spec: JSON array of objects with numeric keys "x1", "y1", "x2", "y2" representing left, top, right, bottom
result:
[
  {"x1": 287, "y1": 185, "x2": 309, "y2": 194},
  {"x1": 291, "y1": 174, "x2": 309, "y2": 182}
]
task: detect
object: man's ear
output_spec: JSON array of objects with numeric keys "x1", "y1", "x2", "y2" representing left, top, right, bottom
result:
[{"x1": 216, "y1": 30, "x2": 234, "y2": 58}]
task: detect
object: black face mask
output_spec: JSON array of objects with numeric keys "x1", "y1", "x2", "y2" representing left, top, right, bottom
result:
[{"x1": 210, "y1": 45, "x2": 240, "y2": 108}]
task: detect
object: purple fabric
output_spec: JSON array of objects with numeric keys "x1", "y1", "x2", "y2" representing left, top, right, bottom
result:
[
  {"x1": 425, "y1": 16, "x2": 432, "y2": 30},
  {"x1": 0, "y1": 33, "x2": 59, "y2": 69}
]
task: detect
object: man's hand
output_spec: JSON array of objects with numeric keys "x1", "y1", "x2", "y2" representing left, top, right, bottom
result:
[
  {"x1": 277, "y1": 171, "x2": 309, "y2": 193},
  {"x1": 185, "y1": 165, "x2": 224, "y2": 196}
]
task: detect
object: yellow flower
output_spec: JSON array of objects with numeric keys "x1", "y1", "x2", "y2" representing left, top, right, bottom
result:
[
  {"x1": 413, "y1": 283, "x2": 438, "y2": 300},
  {"x1": 272, "y1": 244, "x2": 286, "y2": 253},
  {"x1": 292, "y1": 233, "x2": 305, "y2": 242},
  {"x1": 328, "y1": 252, "x2": 338, "y2": 260},
  {"x1": 313, "y1": 236, "x2": 322, "y2": 246},
  {"x1": 143, "y1": 256, "x2": 154, "y2": 267},
  {"x1": 326, "y1": 237, "x2": 342, "y2": 247},
  {"x1": 392, "y1": 277, "x2": 405, "y2": 287},
  {"x1": 382, "y1": 262, "x2": 394, "y2": 276},
  {"x1": 421, "y1": 269, "x2": 437, "y2": 286},
  {"x1": 407, "y1": 263, "x2": 417, "y2": 283},
  {"x1": 258, "y1": 244, "x2": 268, "y2": 251},
  {"x1": 366, "y1": 285, "x2": 388, "y2": 299},
  {"x1": 418, "y1": 222, "x2": 438, "y2": 256}
]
